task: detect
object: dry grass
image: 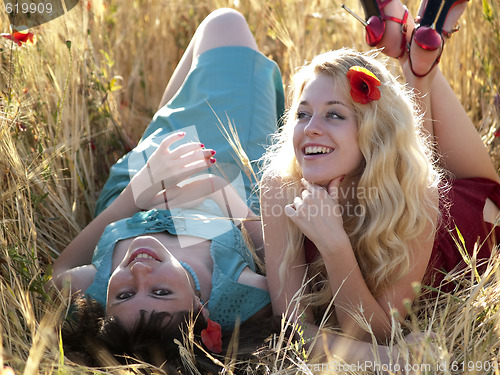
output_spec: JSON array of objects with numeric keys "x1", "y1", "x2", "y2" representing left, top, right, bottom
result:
[{"x1": 0, "y1": 0, "x2": 499, "y2": 373}]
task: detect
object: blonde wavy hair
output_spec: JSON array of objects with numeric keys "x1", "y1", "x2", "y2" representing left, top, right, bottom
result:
[{"x1": 261, "y1": 48, "x2": 440, "y2": 312}]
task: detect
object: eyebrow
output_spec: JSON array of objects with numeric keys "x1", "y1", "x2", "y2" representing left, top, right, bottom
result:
[{"x1": 299, "y1": 100, "x2": 348, "y2": 107}]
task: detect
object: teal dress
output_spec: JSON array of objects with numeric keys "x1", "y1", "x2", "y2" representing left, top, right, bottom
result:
[
  {"x1": 95, "y1": 46, "x2": 284, "y2": 216},
  {"x1": 87, "y1": 46, "x2": 284, "y2": 329},
  {"x1": 86, "y1": 206, "x2": 271, "y2": 331}
]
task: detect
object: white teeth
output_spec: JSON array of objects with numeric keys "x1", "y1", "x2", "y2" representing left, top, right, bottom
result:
[
  {"x1": 135, "y1": 253, "x2": 155, "y2": 260},
  {"x1": 304, "y1": 146, "x2": 333, "y2": 155}
]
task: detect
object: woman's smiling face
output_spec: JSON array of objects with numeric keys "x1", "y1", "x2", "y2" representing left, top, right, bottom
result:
[
  {"x1": 106, "y1": 236, "x2": 197, "y2": 329},
  {"x1": 293, "y1": 72, "x2": 364, "y2": 187}
]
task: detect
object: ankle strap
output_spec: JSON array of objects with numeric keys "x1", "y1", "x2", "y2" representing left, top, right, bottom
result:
[{"x1": 396, "y1": 7, "x2": 409, "y2": 59}]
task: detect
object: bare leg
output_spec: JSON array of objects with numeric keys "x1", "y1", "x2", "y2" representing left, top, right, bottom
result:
[
  {"x1": 371, "y1": 1, "x2": 499, "y2": 222},
  {"x1": 428, "y1": 69, "x2": 499, "y2": 182},
  {"x1": 425, "y1": 70, "x2": 500, "y2": 222},
  {"x1": 402, "y1": 1, "x2": 499, "y2": 182},
  {"x1": 158, "y1": 8, "x2": 258, "y2": 109}
]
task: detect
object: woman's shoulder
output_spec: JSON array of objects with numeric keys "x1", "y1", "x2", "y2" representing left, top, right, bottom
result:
[
  {"x1": 260, "y1": 171, "x2": 299, "y2": 198},
  {"x1": 260, "y1": 168, "x2": 283, "y2": 185},
  {"x1": 49, "y1": 265, "x2": 97, "y2": 298}
]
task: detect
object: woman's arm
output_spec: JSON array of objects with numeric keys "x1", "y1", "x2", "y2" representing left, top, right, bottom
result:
[
  {"x1": 301, "y1": 322, "x2": 433, "y2": 370},
  {"x1": 286, "y1": 178, "x2": 437, "y2": 342},
  {"x1": 261, "y1": 175, "x2": 315, "y2": 323},
  {"x1": 51, "y1": 184, "x2": 141, "y2": 280},
  {"x1": 51, "y1": 132, "x2": 214, "y2": 283},
  {"x1": 319, "y1": 230, "x2": 434, "y2": 342},
  {"x1": 48, "y1": 184, "x2": 141, "y2": 295}
]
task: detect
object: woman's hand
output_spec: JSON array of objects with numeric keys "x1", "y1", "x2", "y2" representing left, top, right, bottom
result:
[
  {"x1": 51, "y1": 134, "x2": 216, "y2": 286},
  {"x1": 284, "y1": 176, "x2": 350, "y2": 257},
  {"x1": 130, "y1": 131, "x2": 215, "y2": 209}
]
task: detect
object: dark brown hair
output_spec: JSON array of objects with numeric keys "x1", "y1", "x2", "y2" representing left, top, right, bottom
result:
[{"x1": 62, "y1": 296, "x2": 279, "y2": 373}]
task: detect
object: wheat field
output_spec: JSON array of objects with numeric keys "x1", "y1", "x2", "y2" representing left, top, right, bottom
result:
[{"x1": 0, "y1": 0, "x2": 499, "y2": 374}]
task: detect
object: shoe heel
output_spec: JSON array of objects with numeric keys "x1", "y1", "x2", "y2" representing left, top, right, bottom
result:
[
  {"x1": 413, "y1": 26, "x2": 443, "y2": 51},
  {"x1": 343, "y1": 0, "x2": 409, "y2": 58},
  {"x1": 342, "y1": 3, "x2": 385, "y2": 46},
  {"x1": 359, "y1": 0, "x2": 386, "y2": 45},
  {"x1": 409, "y1": 0, "x2": 467, "y2": 76},
  {"x1": 413, "y1": 0, "x2": 467, "y2": 50},
  {"x1": 412, "y1": 0, "x2": 446, "y2": 52}
]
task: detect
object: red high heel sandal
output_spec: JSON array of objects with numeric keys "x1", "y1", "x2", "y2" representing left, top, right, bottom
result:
[
  {"x1": 409, "y1": 0, "x2": 468, "y2": 77},
  {"x1": 342, "y1": 0, "x2": 409, "y2": 58}
]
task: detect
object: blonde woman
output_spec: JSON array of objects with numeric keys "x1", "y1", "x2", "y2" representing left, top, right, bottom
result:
[{"x1": 261, "y1": 0, "x2": 499, "y2": 355}]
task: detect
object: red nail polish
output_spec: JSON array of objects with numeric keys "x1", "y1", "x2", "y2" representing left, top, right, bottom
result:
[
  {"x1": 200, "y1": 143, "x2": 205, "y2": 148},
  {"x1": 211, "y1": 150, "x2": 216, "y2": 156},
  {"x1": 210, "y1": 158, "x2": 217, "y2": 163}
]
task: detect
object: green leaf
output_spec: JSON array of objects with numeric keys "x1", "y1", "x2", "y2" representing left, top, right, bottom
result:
[
  {"x1": 452, "y1": 225, "x2": 471, "y2": 265},
  {"x1": 456, "y1": 225, "x2": 466, "y2": 249},
  {"x1": 482, "y1": 0, "x2": 493, "y2": 22},
  {"x1": 58, "y1": 332, "x2": 65, "y2": 374},
  {"x1": 109, "y1": 76, "x2": 122, "y2": 92},
  {"x1": 100, "y1": 49, "x2": 114, "y2": 68}
]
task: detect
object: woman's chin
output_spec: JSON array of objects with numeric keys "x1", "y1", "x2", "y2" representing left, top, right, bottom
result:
[{"x1": 302, "y1": 175, "x2": 330, "y2": 188}]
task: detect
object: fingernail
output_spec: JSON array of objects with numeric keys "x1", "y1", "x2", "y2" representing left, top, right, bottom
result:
[
  {"x1": 210, "y1": 158, "x2": 217, "y2": 163},
  {"x1": 211, "y1": 150, "x2": 216, "y2": 156},
  {"x1": 200, "y1": 143, "x2": 205, "y2": 148}
]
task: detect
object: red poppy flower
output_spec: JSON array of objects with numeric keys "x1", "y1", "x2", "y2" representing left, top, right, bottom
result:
[
  {"x1": 201, "y1": 318, "x2": 222, "y2": 353},
  {"x1": 1, "y1": 27, "x2": 36, "y2": 46},
  {"x1": 346, "y1": 66, "x2": 381, "y2": 104}
]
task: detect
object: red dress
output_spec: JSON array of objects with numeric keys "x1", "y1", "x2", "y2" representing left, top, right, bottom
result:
[
  {"x1": 304, "y1": 178, "x2": 500, "y2": 291},
  {"x1": 425, "y1": 177, "x2": 500, "y2": 290}
]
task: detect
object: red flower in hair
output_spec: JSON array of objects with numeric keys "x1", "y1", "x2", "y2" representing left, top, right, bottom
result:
[
  {"x1": 201, "y1": 319, "x2": 222, "y2": 353},
  {"x1": 346, "y1": 66, "x2": 381, "y2": 104},
  {"x1": 1, "y1": 26, "x2": 36, "y2": 46}
]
